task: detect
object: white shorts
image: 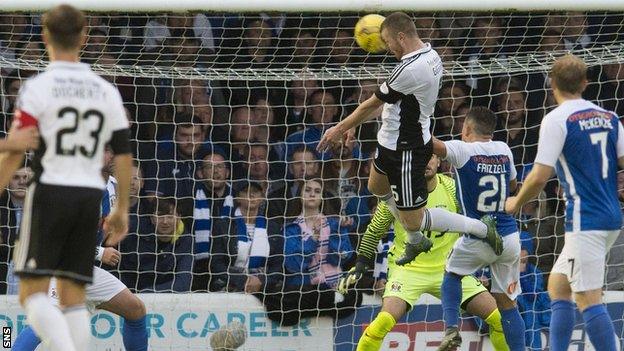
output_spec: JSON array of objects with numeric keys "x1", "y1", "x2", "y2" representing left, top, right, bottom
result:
[
  {"x1": 49, "y1": 266, "x2": 127, "y2": 313},
  {"x1": 552, "y1": 230, "x2": 620, "y2": 292},
  {"x1": 446, "y1": 232, "x2": 521, "y2": 300}
]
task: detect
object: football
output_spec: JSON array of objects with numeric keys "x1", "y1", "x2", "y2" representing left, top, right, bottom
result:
[{"x1": 354, "y1": 14, "x2": 386, "y2": 53}]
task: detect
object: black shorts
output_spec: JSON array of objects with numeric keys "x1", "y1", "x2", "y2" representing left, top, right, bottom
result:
[
  {"x1": 373, "y1": 142, "x2": 433, "y2": 210},
  {"x1": 13, "y1": 183, "x2": 103, "y2": 284}
]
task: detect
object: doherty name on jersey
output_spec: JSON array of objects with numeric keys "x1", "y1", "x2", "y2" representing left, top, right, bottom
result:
[{"x1": 51, "y1": 77, "x2": 107, "y2": 101}]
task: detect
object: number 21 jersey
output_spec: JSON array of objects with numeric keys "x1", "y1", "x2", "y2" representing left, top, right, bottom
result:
[
  {"x1": 443, "y1": 140, "x2": 518, "y2": 237},
  {"x1": 14, "y1": 61, "x2": 129, "y2": 190}
]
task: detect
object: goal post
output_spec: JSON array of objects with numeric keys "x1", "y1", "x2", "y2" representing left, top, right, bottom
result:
[{"x1": 0, "y1": 5, "x2": 623, "y2": 351}]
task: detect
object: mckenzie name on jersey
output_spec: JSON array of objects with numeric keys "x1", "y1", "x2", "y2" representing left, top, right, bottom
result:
[{"x1": 535, "y1": 99, "x2": 624, "y2": 232}]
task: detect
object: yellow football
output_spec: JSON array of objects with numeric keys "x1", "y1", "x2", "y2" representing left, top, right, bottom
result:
[{"x1": 354, "y1": 14, "x2": 386, "y2": 53}]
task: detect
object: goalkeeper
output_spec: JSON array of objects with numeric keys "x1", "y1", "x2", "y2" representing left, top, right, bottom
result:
[{"x1": 340, "y1": 154, "x2": 509, "y2": 351}]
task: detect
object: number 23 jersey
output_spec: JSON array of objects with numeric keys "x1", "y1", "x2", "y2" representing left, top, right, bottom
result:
[
  {"x1": 14, "y1": 61, "x2": 129, "y2": 190},
  {"x1": 443, "y1": 140, "x2": 518, "y2": 237}
]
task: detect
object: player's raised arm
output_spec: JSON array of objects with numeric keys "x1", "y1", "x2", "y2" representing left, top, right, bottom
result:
[{"x1": 317, "y1": 93, "x2": 384, "y2": 152}]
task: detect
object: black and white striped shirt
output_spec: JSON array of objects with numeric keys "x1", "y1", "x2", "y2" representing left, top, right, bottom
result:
[{"x1": 374, "y1": 44, "x2": 443, "y2": 150}]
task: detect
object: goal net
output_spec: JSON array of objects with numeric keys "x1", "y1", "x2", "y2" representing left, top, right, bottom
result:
[{"x1": 0, "y1": 9, "x2": 623, "y2": 351}]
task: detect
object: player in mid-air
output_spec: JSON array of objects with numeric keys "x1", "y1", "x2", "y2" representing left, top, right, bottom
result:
[
  {"x1": 12, "y1": 157, "x2": 148, "y2": 351},
  {"x1": 506, "y1": 54, "x2": 623, "y2": 351},
  {"x1": 318, "y1": 11, "x2": 500, "y2": 266},
  {"x1": 339, "y1": 154, "x2": 510, "y2": 351},
  {"x1": 434, "y1": 107, "x2": 525, "y2": 351},
  {"x1": 0, "y1": 4, "x2": 132, "y2": 351}
]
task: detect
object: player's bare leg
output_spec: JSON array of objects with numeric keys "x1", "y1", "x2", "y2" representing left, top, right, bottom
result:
[
  {"x1": 19, "y1": 277, "x2": 77, "y2": 351},
  {"x1": 57, "y1": 278, "x2": 90, "y2": 351},
  {"x1": 97, "y1": 288, "x2": 146, "y2": 320},
  {"x1": 97, "y1": 288, "x2": 149, "y2": 351},
  {"x1": 368, "y1": 168, "x2": 432, "y2": 264}
]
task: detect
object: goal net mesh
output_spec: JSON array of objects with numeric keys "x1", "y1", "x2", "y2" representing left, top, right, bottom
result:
[{"x1": 0, "y1": 10, "x2": 623, "y2": 351}]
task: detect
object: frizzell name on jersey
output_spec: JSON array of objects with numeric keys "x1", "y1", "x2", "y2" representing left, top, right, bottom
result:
[{"x1": 471, "y1": 155, "x2": 511, "y2": 174}]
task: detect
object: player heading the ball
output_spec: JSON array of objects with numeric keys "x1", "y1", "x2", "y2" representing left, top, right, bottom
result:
[{"x1": 318, "y1": 11, "x2": 501, "y2": 266}]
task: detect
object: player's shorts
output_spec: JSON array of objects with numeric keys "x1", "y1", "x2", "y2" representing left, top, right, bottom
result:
[
  {"x1": 383, "y1": 264, "x2": 487, "y2": 309},
  {"x1": 49, "y1": 266, "x2": 127, "y2": 313},
  {"x1": 446, "y1": 232, "x2": 521, "y2": 300},
  {"x1": 13, "y1": 183, "x2": 103, "y2": 284},
  {"x1": 373, "y1": 142, "x2": 433, "y2": 210},
  {"x1": 552, "y1": 230, "x2": 620, "y2": 292}
]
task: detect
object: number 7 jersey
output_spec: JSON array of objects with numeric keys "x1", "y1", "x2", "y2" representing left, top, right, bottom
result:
[
  {"x1": 534, "y1": 99, "x2": 624, "y2": 232},
  {"x1": 14, "y1": 61, "x2": 129, "y2": 190},
  {"x1": 443, "y1": 139, "x2": 518, "y2": 237}
]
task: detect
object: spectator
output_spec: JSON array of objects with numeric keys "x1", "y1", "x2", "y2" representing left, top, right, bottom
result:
[
  {"x1": 324, "y1": 139, "x2": 371, "y2": 235},
  {"x1": 433, "y1": 81, "x2": 471, "y2": 139},
  {"x1": 283, "y1": 177, "x2": 353, "y2": 287},
  {"x1": 191, "y1": 151, "x2": 235, "y2": 291},
  {"x1": 226, "y1": 107, "x2": 253, "y2": 177},
  {"x1": 119, "y1": 198, "x2": 193, "y2": 292},
  {"x1": 83, "y1": 27, "x2": 109, "y2": 61},
  {"x1": 605, "y1": 171, "x2": 624, "y2": 291},
  {"x1": 143, "y1": 14, "x2": 215, "y2": 54},
  {"x1": 250, "y1": 93, "x2": 277, "y2": 143},
  {"x1": 343, "y1": 79, "x2": 380, "y2": 154},
  {"x1": 267, "y1": 147, "x2": 320, "y2": 226},
  {"x1": 141, "y1": 113, "x2": 216, "y2": 214},
  {"x1": 517, "y1": 232, "x2": 551, "y2": 350},
  {"x1": 545, "y1": 12, "x2": 594, "y2": 50},
  {"x1": 323, "y1": 28, "x2": 355, "y2": 66},
  {"x1": 240, "y1": 144, "x2": 283, "y2": 196},
  {"x1": 0, "y1": 164, "x2": 33, "y2": 294},
  {"x1": 285, "y1": 90, "x2": 340, "y2": 160},
  {"x1": 259, "y1": 177, "x2": 359, "y2": 326},
  {"x1": 1, "y1": 70, "x2": 23, "y2": 135},
  {"x1": 592, "y1": 63, "x2": 624, "y2": 119},
  {"x1": 493, "y1": 78, "x2": 540, "y2": 172},
  {"x1": 209, "y1": 182, "x2": 283, "y2": 293},
  {"x1": 451, "y1": 103, "x2": 471, "y2": 138},
  {"x1": 232, "y1": 17, "x2": 276, "y2": 69},
  {"x1": 273, "y1": 78, "x2": 319, "y2": 140}
]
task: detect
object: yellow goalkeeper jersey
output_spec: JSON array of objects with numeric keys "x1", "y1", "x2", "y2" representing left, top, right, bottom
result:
[{"x1": 358, "y1": 174, "x2": 459, "y2": 273}]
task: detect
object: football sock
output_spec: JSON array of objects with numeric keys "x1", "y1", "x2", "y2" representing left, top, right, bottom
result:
[
  {"x1": 422, "y1": 208, "x2": 488, "y2": 238},
  {"x1": 24, "y1": 293, "x2": 76, "y2": 351},
  {"x1": 123, "y1": 316, "x2": 149, "y2": 351},
  {"x1": 12, "y1": 326, "x2": 41, "y2": 351},
  {"x1": 64, "y1": 305, "x2": 90, "y2": 351},
  {"x1": 379, "y1": 193, "x2": 400, "y2": 219},
  {"x1": 549, "y1": 299, "x2": 576, "y2": 351},
  {"x1": 441, "y1": 272, "x2": 463, "y2": 328},
  {"x1": 583, "y1": 304, "x2": 616, "y2": 351},
  {"x1": 484, "y1": 309, "x2": 509, "y2": 351},
  {"x1": 500, "y1": 307, "x2": 526, "y2": 351},
  {"x1": 357, "y1": 311, "x2": 396, "y2": 351}
]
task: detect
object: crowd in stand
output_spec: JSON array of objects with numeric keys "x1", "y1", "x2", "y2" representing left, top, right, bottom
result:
[{"x1": 0, "y1": 11, "x2": 624, "y2": 346}]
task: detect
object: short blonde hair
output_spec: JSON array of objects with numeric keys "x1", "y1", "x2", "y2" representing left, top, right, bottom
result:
[{"x1": 550, "y1": 54, "x2": 587, "y2": 95}]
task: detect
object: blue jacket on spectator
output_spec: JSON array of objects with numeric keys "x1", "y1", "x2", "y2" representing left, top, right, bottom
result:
[
  {"x1": 283, "y1": 216, "x2": 353, "y2": 287},
  {"x1": 119, "y1": 219, "x2": 194, "y2": 293},
  {"x1": 141, "y1": 140, "x2": 223, "y2": 202}
]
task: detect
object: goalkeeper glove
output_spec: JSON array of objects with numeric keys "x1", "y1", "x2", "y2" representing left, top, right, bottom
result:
[{"x1": 337, "y1": 258, "x2": 370, "y2": 294}]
